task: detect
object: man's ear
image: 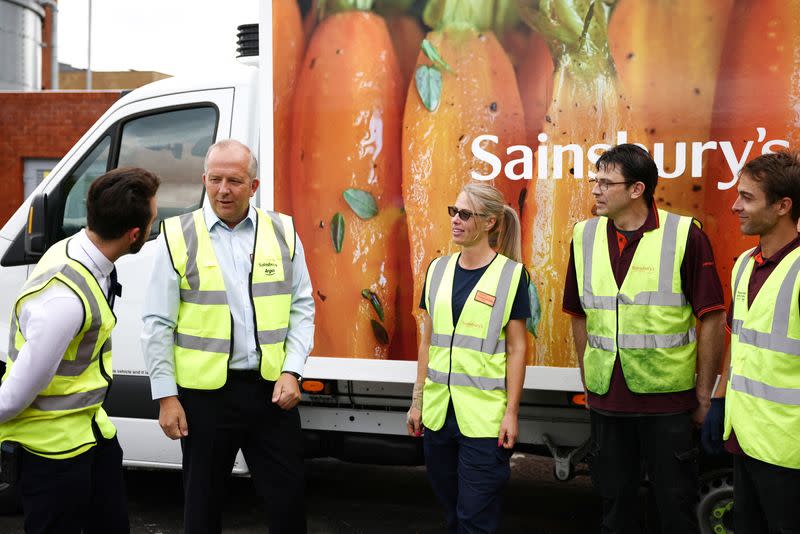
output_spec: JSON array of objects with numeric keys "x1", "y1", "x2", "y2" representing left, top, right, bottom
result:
[
  {"x1": 777, "y1": 197, "x2": 793, "y2": 217},
  {"x1": 128, "y1": 226, "x2": 141, "y2": 244},
  {"x1": 630, "y1": 181, "x2": 646, "y2": 200}
]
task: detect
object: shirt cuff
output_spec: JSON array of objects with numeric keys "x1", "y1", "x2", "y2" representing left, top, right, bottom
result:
[
  {"x1": 282, "y1": 352, "x2": 307, "y2": 378},
  {"x1": 562, "y1": 307, "x2": 586, "y2": 318},
  {"x1": 149, "y1": 376, "x2": 179, "y2": 400}
]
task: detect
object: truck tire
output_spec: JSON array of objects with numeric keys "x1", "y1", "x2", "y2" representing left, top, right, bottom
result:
[
  {"x1": 0, "y1": 482, "x2": 21, "y2": 515},
  {"x1": 697, "y1": 468, "x2": 734, "y2": 534}
]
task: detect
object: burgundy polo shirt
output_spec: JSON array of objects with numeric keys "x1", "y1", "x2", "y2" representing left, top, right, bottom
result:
[
  {"x1": 724, "y1": 234, "x2": 800, "y2": 455},
  {"x1": 562, "y1": 202, "x2": 726, "y2": 414}
]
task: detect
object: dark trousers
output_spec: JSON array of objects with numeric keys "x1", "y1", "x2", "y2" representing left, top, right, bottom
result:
[
  {"x1": 589, "y1": 410, "x2": 699, "y2": 534},
  {"x1": 423, "y1": 404, "x2": 511, "y2": 534},
  {"x1": 18, "y1": 435, "x2": 129, "y2": 534},
  {"x1": 734, "y1": 453, "x2": 800, "y2": 534},
  {"x1": 179, "y1": 372, "x2": 306, "y2": 534}
]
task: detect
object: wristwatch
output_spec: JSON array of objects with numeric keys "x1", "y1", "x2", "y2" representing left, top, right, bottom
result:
[{"x1": 282, "y1": 371, "x2": 302, "y2": 383}]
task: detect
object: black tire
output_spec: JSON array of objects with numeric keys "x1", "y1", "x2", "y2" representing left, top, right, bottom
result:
[{"x1": 697, "y1": 468, "x2": 734, "y2": 534}]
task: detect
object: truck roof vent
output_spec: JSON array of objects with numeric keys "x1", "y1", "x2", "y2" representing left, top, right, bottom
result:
[{"x1": 236, "y1": 24, "x2": 259, "y2": 57}]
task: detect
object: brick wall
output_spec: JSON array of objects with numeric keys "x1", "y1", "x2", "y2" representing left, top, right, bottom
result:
[{"x1": 0, "y1": 92, "x2": 120, "y2": 226}]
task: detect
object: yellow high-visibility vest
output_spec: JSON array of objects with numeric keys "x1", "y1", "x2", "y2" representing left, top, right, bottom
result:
[
  {"x1": 1, "y1": 238, "x2": 116, "y2": 459},
  {"x1": 162, "y1": 208, "x2": 295, "y2": 389},
  {"x1": 724, "y1": 245, "x2": 800, "y2": 469},
  {"x1": 573, "y1": 210, "x2": 696, "y2": 394},
  {"x1": 423, "y1": 253, "x2": 523, "y2": 438}
]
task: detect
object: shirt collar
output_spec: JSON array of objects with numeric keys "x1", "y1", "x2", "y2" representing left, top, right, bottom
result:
[
  {"x1": 74, "y1": 229, "x2": 115, "y2": 279},
  {"x1": 751, "y1": 234, "x2": 800, "y2": 266},
  {"x1": 202, "y1": 202, "x2": 256, "y2": 232},
  {"x1": 610, "y1": 199, "x2": 660, "y2": 237}
]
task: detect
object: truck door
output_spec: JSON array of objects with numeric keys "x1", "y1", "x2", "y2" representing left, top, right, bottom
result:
[{"x1": 1, "y1": 87, "x2": 234, "y2": 467}]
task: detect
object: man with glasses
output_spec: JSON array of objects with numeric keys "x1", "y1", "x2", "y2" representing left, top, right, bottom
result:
[{"x1": 562, "y1": 144, "x2": 726, "y2": 533}]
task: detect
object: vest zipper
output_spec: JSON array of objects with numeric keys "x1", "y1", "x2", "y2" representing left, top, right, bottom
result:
[{"x1": 448, "y1": 335, "x2": 455, "y2": 391}]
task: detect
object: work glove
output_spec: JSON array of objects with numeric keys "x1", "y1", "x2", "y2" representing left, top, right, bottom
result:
[{"x1": 701, "y1": 397, "x2": 725, "y2": 455}]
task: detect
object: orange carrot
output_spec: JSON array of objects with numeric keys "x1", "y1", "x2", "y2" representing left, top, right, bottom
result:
[
  {"x1": 609, "y1": 0, "x2": 734, "y2": 217},
  {"x1": 273, "y1": 0, "x2": 305, "y2": 213},
  {"x1": 376, "y1": 0, "x2": 426, "y2": 91},
  {"x1": 388, "y1": 212, "x2": 418, "y2": 360},
  {"x1": 402, "y1": 0, "x2": 527, "y2": 338},
  {"x1": 290, "y1": 1, "x2": 404, "y2": 359},
  {"x1": 703, "y1": 0, "x2": 799, "y2": 295},
  {"x1": 495, "y1": 0, "x2": 553, "y2": 148},
  {"x1": 519, "y1": 0, "x2": 642, "y2": 366}
]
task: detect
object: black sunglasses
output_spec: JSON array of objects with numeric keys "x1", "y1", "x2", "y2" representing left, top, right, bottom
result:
[{"x1": 448, "y1": 206, "x2": 486, "y2": 221}]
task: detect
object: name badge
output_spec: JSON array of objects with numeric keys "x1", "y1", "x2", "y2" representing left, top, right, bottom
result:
[{"x1": 475, "y1": 291, "x2": 496, "y2": 307}]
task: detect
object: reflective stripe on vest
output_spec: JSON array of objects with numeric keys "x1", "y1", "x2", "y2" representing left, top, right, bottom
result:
[
  {"x1": 164, "y1": 208, "x2": 294, "y2": 389},
  {"x1": 725, "y1": 245, "x2": 800, "y2": 468},
  {"x1": 426, "y1": 368, "x2": 507, "y2": 391},
  {"x1": 1, "y1": 238, "x2": 116, "y2": 459},
  {"x1": 422, "y1": 253, "x2": 523, "y2": 438},
  {"x1": 730, "y1": 248, "x2": 800, "y2": 355},
  {"x1": 574, "y1": 210, "x2": 696, "y2": 394}
]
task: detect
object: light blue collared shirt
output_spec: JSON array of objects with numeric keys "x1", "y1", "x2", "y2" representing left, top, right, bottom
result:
[{"x1": 140, "y1": 203, "x2": 315, "y2": 399}]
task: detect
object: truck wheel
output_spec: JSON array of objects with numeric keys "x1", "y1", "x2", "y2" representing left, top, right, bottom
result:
[
  {"x1": 0, "y1": 482, "x2": 21, "y2": 515},
  {"x1": 697, "y1": 468, "x2": 734, "y2": 534}
]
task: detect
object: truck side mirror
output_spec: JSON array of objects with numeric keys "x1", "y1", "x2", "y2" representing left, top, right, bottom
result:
[{"x1": 24, "y1": 193, "x2": 50, "y2": 257}]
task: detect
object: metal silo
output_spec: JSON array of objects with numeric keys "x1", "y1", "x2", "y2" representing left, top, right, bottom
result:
[{"x1": 0, "y1": 0, "x2": 44, "y2": 91}]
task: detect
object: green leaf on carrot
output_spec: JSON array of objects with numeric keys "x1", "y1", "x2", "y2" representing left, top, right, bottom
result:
[
  {"x1": 331, "y1": 212, "x2": 345, "y2": 253},
  {"x1": 361, "y1": 289, "x2": 385, "y2": 321},
  {"x1": 370, "y1": 319, "x2": 390, "y2": 344},
  {"x1": 415, "y1": 65, "x2": 442, "y2": 112},
  {"x1": 420, "y1": 39, "x2": 453, "y2": 73},
  {"x1": 343, "y1": 188, "x2": 378, "y2": 220}
]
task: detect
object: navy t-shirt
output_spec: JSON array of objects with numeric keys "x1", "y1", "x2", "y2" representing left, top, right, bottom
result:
[{"x1": 419, "y1": 255, "x2": 531, "y2": 326}]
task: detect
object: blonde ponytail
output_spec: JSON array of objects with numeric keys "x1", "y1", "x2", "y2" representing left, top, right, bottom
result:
[
  {"x1": 461, "y1": 182, "x2": 522, "y2": 262},
  {"x1": 497, "y1": 205, "x2": 521, "y2": 262}
]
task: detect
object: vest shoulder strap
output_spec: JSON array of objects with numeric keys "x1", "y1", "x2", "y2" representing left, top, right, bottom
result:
[
  {"x1": 257, "y1": 208, "x2": 295, "y2": 260},
  {"x1": 162, "y1": 209, "x2": 203, "y2": 276}
]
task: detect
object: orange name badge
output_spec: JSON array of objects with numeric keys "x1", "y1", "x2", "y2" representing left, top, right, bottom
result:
[{"x1": 474, "y1": 291, "x2": 496, "y2": 307}]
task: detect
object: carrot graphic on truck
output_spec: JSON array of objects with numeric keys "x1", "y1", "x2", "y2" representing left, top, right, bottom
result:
[
  {"x1": 273, "y1": 0, "x2": 305, "y2": 213},
  {"x1": 609, "y1": 0, "x2": 734, "y2": 218},
  {"x1": 402, "y1": 0, "x2": 526, "y2": 333},
  {"x1": 703, "y1": 0, "x2": 799, "y2": 294},
  {"x1": 290, "y1": 0, "x2": 404, "y2": 358},
  {"x1": 519, "y1": 0, "x2": 640, "y2": 366}
]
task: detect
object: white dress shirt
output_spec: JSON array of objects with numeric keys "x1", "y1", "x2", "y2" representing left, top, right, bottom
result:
[
  {"x1": 140, "y1": 204, "x2": 315, "y2": 399},
  {"x1": 0, "y1": 230, "x2": 114, "y2": 423}
]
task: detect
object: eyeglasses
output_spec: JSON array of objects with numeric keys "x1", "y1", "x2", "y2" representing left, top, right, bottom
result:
[
  {"x1": 448, "y1": 206, "x2": 486, "y2": 221},
  {"x1": 588, "y1": 178, "x2": 630, "y2": 193}
]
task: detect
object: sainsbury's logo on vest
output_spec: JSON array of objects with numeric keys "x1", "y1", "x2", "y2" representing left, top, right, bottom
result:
[
  {"x1": 630, "y1": 265, "x2": 656, "y2": 274},
  {"x1": 259, "y1": 261, "x2": 278, "y2": 276}
]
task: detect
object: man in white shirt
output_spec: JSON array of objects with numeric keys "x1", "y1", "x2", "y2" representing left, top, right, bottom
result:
[
  {"x1": 141, "y1": 139, "x2": 314, "y2": 534},
  {"x1": 0, "y1": 167, "x2": 160, "y2": 534}
]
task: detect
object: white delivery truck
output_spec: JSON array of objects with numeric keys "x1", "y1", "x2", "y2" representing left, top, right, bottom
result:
[
  {"x1": 0, "y1": 1, "x2": 745, "y2": 531},
  {"x1": 0, "y1": 0, "x2": 589, "y2": 487}
]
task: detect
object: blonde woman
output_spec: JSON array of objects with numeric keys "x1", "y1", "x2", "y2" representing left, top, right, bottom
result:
[{"x1": 406, "y1": 182, "x2": 530, "y2": 533}]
